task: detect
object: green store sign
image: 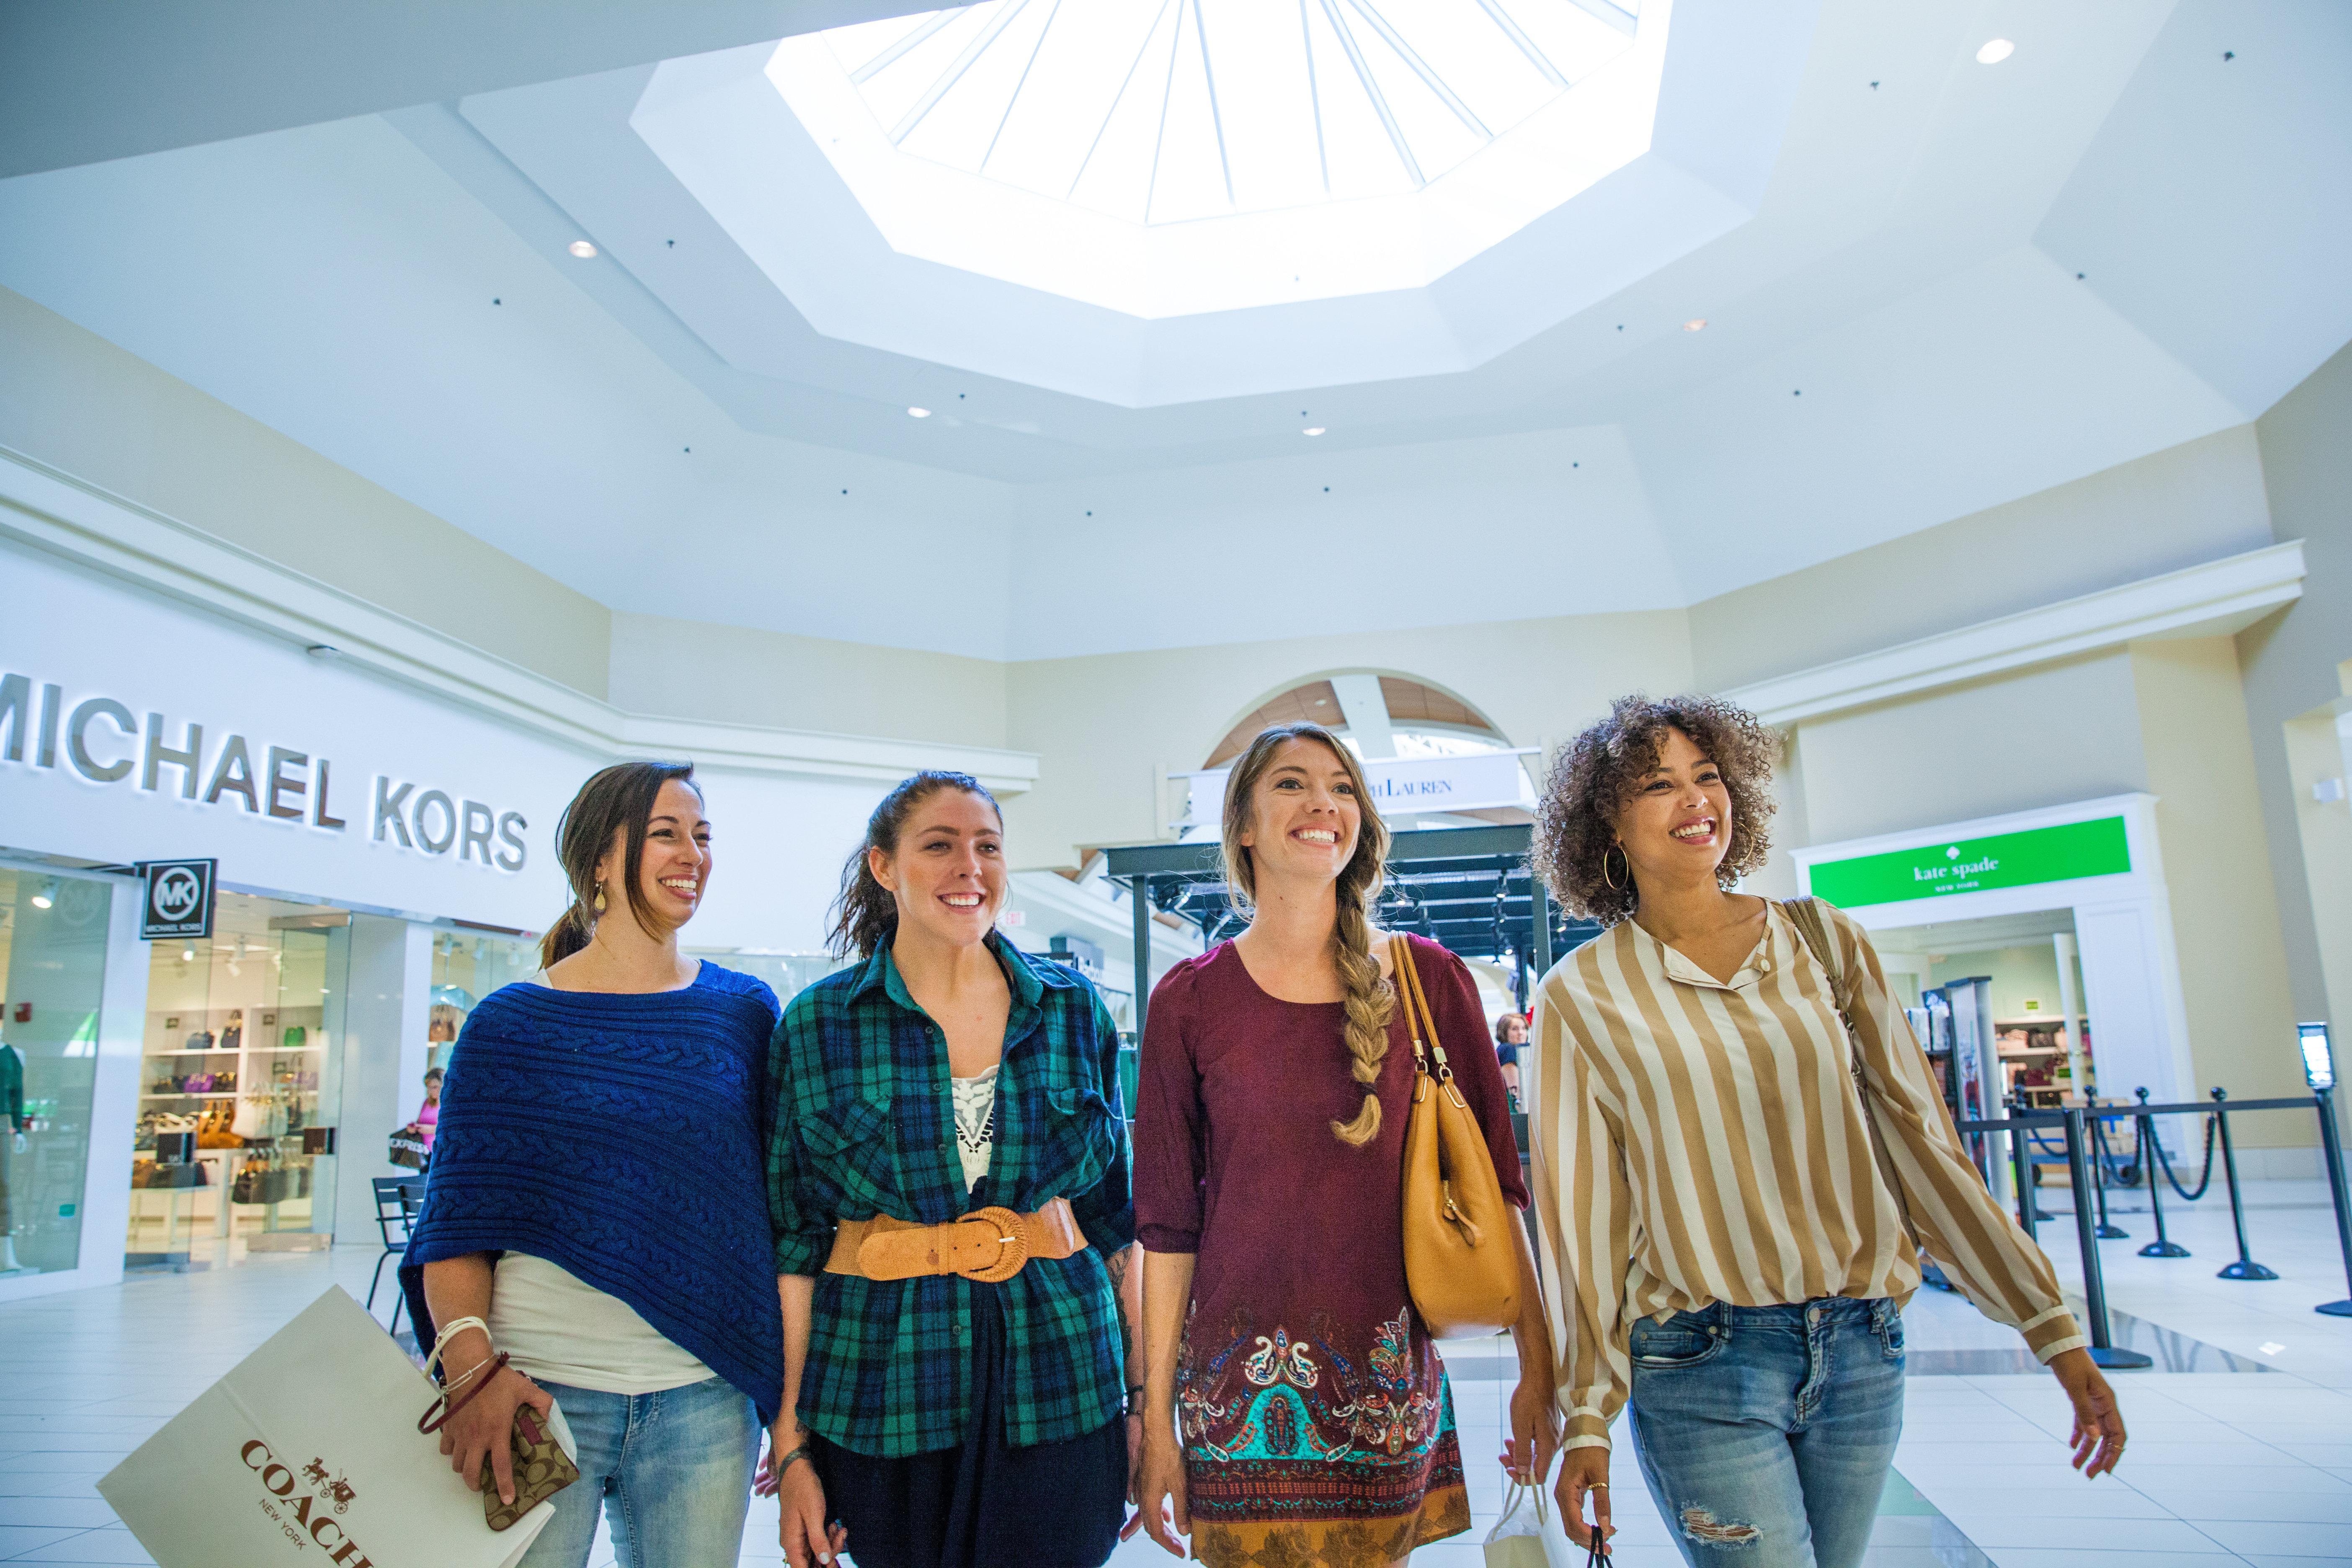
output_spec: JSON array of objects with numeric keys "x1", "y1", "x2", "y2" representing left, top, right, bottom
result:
[{"x1": 1809, "y1": 816, "x2": 2131, "y2": 907}]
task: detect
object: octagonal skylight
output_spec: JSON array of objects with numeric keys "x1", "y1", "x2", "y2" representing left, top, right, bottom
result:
[{"x1": 766, "y1": 0, "x2": 1664, "y2": 318}]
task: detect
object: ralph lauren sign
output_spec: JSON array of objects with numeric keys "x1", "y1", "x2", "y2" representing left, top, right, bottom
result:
[{"x1": 0, "y1": 672, "x2": 528, "y2": 873}]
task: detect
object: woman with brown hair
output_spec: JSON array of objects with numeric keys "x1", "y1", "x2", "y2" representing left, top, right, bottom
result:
[
  {"x1": 402, "y1": 761, "x2": 785, "y2": 1567},
  {"x1": 1527, "y1": 695, "x2": 2125, "y2": 1568},
  {"x1": 764, "y1": 770, "x2": 1137, "y2": 1568},
  {"x1": 1130, "y1": 724, "x2": 1554, "y2": 1567}
]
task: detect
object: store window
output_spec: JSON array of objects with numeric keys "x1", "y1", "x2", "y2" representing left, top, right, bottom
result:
[
  {"x1": 133, "y1": 894, "x2": 349, "y2": 1262},
  {"x1": 0, "y1": 867, "x2": 112, "y2": 1279},
  {"x1": 706, "y1": 951, "x2": 848, "y2": 1007},
  {"x1": 429, "y1": 930, "x2": 542, "y2": 1070}
]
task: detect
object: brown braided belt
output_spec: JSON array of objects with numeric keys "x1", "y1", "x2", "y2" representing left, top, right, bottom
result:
[{"x1": 824, "y1": 1196, "x2": 1087, "y2": 1284}]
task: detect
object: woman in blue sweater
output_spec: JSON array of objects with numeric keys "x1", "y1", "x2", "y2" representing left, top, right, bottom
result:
[{"x1": 402, "y1": 761, "x2": 784, "y2": 1568}]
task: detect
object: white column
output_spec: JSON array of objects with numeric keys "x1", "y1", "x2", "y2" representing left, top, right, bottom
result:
[
  {"x1": 2053, "y1": 932, "x2": 2087, "y2": 1092},
  {"x1": 1329, "y1": 674, "x2": 1398, "y2": 759},
  {"x1": 330, "y1": 915, "x2": 432, "y2": 1243}
]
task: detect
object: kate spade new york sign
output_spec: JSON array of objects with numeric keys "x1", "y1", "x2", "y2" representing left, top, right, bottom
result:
[
  {"x1": 0, "y1": 670, "x2": 529, "y2": 873},
  {"x1": 1808, "y1": 816, "x2": 2132, "y2": 908}
]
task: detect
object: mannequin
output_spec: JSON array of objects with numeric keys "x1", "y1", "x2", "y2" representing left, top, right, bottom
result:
[{"x1": 0, "y1": 1040, "x2": 24, "y2": 1274}]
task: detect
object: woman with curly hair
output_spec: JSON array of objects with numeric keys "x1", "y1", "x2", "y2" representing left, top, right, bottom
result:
[
  {"x1": 1130, "y1": 724, "x2": 1553, "y2": 1568},
  {"x1": 1526, "y1": 695, "x2": 2125, "y2": 1568}
]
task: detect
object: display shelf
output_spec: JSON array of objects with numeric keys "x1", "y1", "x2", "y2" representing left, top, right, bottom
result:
[
  {"x1": 1995, "y1": 1017, "x2": 2084, "y2": 1030},
  {"x1": 141, "y1": 1091, "x2": 239, "y2": 1100},
  {"x1": 146, "y1": 1048, "x2": 241, "y2": 1057}
]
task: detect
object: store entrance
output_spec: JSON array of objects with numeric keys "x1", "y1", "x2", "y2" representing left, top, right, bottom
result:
[
  {"x1": 1871, "y1": 908, "x2": 2092, "y2": 1205},
  {"x1": 132, "y1": 894, "x2": 351, "y2": 1266}
]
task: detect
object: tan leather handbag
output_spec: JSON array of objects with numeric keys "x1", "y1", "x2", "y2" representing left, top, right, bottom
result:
[{"x1": 1392, "y1": 935, "x2": 1521, "y2": 1338}]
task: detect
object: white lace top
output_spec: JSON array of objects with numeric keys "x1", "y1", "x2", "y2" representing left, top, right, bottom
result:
[{"x1": 951, "y1": 1065, "x2": 998, "y2": 1191}]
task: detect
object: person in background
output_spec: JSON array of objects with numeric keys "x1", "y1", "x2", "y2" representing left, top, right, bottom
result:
[
  {"x1": 1526, "y1": 694, "x2": 2125, "y2": 1568},
  {"x1": 402, "y1": 761, "x2": 784, "y2": 1568},
  {"x1": 765, "y1": 771, "x2": 1137, "y2": 1568},
  {"x1": 417, "y1": 1066, "x2": 444, "y2": 1158},
  {"x1": 1129, "y1": 724, "x2": 1554, "y2": 1567},
  {"x1": 1493, "y1": 1011, "x2": 1527, "y2": 1103}
]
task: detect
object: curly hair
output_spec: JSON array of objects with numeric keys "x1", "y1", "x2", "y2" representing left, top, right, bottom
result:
[{"x1": 1531, "y1": 694, "x2": 1778, "y2": 925}]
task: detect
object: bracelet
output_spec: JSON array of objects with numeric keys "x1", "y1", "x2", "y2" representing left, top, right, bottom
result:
[
  {"x1": 420, "y1": 1317, "x2": 493, "y2": 1385},
  {"x1": 772, "y1": 1445, "x2": 813, "y2": 1477},
  {"x1": 441, "y1": 1355, "x2": 499, "y2": 1397}
]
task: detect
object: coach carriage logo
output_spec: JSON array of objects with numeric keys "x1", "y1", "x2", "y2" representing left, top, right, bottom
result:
[{"x1": 300, "y1": 1456, "x2": 358, "y2": 1512}]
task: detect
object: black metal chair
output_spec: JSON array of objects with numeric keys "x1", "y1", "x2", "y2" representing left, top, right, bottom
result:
[{"x1": 366, "y1": 1176, "x2": 426, "y2": 1333}]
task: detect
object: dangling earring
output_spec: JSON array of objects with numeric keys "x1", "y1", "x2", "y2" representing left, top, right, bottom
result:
[
  {"x1": 1603, "y1": 843, "x2": 1628, "y2": 892},
  {"x1": 592, "y1": 885, "x2": 607, "y2": 915}
]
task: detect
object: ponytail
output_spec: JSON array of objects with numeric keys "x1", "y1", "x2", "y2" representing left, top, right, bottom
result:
[
  {"x1": 829, "y1": 771, "x2": 1002, "y2": 960},
  {"x1": 537, "y1": 902, "x2": 593, "y2": 971}
]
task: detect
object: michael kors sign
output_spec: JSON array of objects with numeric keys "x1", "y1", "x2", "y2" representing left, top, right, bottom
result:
[{"x1": 0, "y1": 671, "x2": 529, "y2": 874}]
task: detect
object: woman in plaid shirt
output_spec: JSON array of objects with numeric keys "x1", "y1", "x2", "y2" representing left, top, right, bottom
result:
[{"x1": 764, "y1": 771, "x2": 1142, "y2": 1568}]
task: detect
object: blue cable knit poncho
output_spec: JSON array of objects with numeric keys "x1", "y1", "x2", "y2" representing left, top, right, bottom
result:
[{"x1": 400, "y1": 962, "x2": 784, "y2": 1424}]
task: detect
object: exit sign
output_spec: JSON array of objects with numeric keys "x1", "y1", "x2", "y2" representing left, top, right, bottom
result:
[{"x1": 1809, "y1": 817, "x2": 2131, "y2": 907}]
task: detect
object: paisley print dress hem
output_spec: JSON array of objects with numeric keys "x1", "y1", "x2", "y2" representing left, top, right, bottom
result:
[{"x1": 1133, "y1": 938, "x2": 1524, "y2": 1568}]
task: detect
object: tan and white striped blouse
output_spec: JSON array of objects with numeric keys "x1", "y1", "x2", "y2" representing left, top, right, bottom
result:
[{"x1": 1529, "y1": 898, "x2": 2084, "y2": 1451}]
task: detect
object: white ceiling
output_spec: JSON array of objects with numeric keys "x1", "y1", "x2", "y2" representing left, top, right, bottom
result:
[{"x1": 0, "y1": 0, "x2": 2345, "y2": 663}]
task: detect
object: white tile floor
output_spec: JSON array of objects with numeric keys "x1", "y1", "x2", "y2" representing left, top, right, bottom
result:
[{"x1": 2, "y1": 1180, "x2": 2347, "y2": 1566}]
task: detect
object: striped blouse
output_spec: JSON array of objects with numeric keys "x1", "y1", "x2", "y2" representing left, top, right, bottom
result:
[{"x1": 1529, "y1": 898, "x2": 2084, "y2": 1451}]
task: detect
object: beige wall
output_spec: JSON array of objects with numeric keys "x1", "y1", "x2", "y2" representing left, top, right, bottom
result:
[
  {"x1": 2244, "y1": 340, "x2": 2352, "y2": 1031},
  {"x1": 2130, "y1": 637, "x2": 2308, "y2": 1140},
  {"x1": 0, "y1": 285, "x2": 614, "y2": 698},
  {"x1": 1002, "y1": 609, "x2": 1693, "y2": 869},
  {"x1": 1785, "y1": 652, "x2": 2150, "y2": 847},
  {"x1": 609, "y1": 611, "x2": 1008, "y2": 750},
  {"x1": 1689, "y1": 428, "x2": 2274, "y2": 690}
]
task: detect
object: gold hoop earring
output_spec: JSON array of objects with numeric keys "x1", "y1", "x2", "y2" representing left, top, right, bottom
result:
[
  {"x1": 1603, "y1": 844, "x2": 1628, "y2": 892},
  {"x1": 592, "y1": 886, "x2": 607, "y2": 915}
]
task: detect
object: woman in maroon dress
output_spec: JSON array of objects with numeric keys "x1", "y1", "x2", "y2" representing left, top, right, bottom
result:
[{"x1": 1130, "y1": 724, "x2": 1556, "y2": 1567}]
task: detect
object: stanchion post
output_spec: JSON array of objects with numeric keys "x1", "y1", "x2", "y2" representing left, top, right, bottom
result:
[
  {"x1": 2062, "y1": 1107, "x2": 2152, "y2": 1369},
  {"x1": 2210, "y1": 1087, "x2": 2279, "y2": 1281},
  {"x1": 2007, "y1": 1099, "x2": 2036, "y2": 1238},
  {"x1": 2090, "y1": 1107, "x2": 2128, "y2": 1239},
  {"x1": 2315, "y1": 1084, "x2": 2352, "y2": 1318},
  {"x1": 2133, "y1": 1088, "x2": 2190, "y2": 1259}
]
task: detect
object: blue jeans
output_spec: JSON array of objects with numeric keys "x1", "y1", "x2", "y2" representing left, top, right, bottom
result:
[
  {"x1": 1625, "y1": 1298, "x2": 1905, "y2": 1568},
  {"x1": 520, "y1": 1376, "x2": 761, "y2": 1568}
]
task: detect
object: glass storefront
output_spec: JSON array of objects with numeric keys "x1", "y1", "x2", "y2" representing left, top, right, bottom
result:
[
  {"x1": 428, "y1": 929, "x2": 542, "y2": 1071},
  {"x1": 0, "y1": 867, "x2": 112, "y2": 1279},
  {"x1": 703, "y1": 951, "x2": 846, "y2": 1008},
  {"x1": 131, "y1": 892, "x2": 350, "y2": 1261}
]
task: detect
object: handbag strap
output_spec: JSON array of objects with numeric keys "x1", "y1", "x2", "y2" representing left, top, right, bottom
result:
[
  {"x1": 418, "y1": 1351, "x2": 510, "y2": 1434},
  {"x1": 1784, "y1": 898, "x2": 1919, "y2": 1241},
  {"x1": 1387, "y1": 934, "x2": 1452, "y2": 1088}
]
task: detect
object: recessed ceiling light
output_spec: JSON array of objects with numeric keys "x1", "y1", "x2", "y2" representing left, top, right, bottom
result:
[
  {"x1": 907, "y1": 406, "x2": 931, "y2": 418},
  {"x1": 1683, "y1": 318, "x2": 1707, "y2": 332},
  {"x1": 1976, "y1": 39, "x2": 2014, "y2": 64},
  {"x1": 567, "y1": 240, "x2": 598, "y2": 259},
  {"x1": 1303, "y1": 426, "x2": 1326, "y2": 436}
]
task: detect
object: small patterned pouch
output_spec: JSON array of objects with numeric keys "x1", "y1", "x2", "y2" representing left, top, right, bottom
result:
[{"x1": 481, "y1": 1406, "x2": 579, "y2": 1531}]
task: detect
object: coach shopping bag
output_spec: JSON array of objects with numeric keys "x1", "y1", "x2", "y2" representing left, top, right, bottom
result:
[{"x1": 98, "y1": 1286, "x2": 568, "y2": 1568}]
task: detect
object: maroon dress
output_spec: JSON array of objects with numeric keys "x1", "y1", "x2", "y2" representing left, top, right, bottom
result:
[{"x1": 1134, "y1": 936, "x2": 1527, "y2": 1568}]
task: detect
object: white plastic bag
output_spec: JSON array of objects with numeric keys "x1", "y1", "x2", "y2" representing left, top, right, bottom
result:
[
  {"x1": 100, "y1": 1286, "x2": 566, "y2": 1568},
  {"x1": 1484, "y1": 1478, "x2": 1581, "y2": 1568}
]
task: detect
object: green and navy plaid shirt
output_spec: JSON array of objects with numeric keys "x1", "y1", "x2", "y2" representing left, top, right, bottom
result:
[{"x1": 767, "y1": 933, "x2": 1133, "y2": 1457}]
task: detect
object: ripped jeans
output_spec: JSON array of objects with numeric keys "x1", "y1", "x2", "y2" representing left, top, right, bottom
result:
[{"x1": 1625, "y1": 1297, "x2": 1904, "y2": 1568}]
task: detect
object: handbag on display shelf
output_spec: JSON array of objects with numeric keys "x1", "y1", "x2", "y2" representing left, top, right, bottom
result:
[
  {"x1": 101, "y1": 1287, "x2": 567, "y2": 1565},
  {"x1": 1390, "y1": 934, "x2": 1522, "y2": 1338}
]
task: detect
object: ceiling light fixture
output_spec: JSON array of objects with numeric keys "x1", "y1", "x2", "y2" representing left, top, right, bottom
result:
[
  {"x1": 1975, "y1": 38, "x2": 2014, "y2": 64},
  {"x1": 1303, "y1": 427, "x2": 1326, "y2": 437},
  {"x1": 1683, "y1": 318, "x2": 1707, "y2": 332},
  {"x1": 30, "y1": 878, "x2": 58, "y2": 910},
  {"x1": 907, "y1": 406, "x2": 931, "y2": 418},
  {"x1": 567, "y1": 240, "x2": 598, "y2": 258}
]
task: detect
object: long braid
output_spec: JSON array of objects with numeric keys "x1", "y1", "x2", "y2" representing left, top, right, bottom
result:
[{"x1": 1329, "y1": 884, "x2": 1394, "y2": 1146}]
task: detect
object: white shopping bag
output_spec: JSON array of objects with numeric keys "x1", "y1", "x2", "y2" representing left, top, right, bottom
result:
[
  {"x1": 100, "y1": 1286, "x2": 569, "y2": 1568},
  {"x1": 1484, "y1": 1478, "x2": 1582, "y2": 1568}
]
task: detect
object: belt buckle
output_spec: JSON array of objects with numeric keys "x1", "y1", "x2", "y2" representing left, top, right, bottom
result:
[{"x1": 957, "y1": 1206, "x2": 1027, "y2": 1283}]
